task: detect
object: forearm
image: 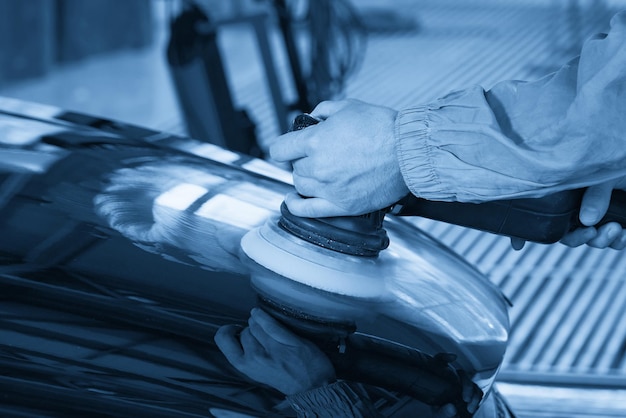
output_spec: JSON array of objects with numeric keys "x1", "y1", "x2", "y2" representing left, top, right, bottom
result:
[{"x1": 396, "y1": 11, "x2": 626, "y2": 203}]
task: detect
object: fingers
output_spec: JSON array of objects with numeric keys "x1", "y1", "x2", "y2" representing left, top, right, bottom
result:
[
  {"x1": 271, "y1": 101, "x2": 346, "y2": 162},
  {"x1": 284, "y1": 192, "x2": 352, "y2": 217},
  {"x1": 610, "y1": 230, "x2": 626, "y2": 250},
  {"x1": 270, "y1": 130, "x2": 308, "y2": 162},
  {"x1": 567, "y1": 183, "x2": 625, "y2": 249},
  {"x1": 214, "y1": 324, "x2": 244, "y2": 363},
  {"x1": 510, "y1": 238, "x2": 526, "y2": 251},
  {"x1": 588, "y1": 222, "x2": 624, "y2": 248},
  {"x1": 291, "y1": 173, "x2": 321, "y2": 198},
  {"x1": 459, "y1": 371, "x2": 482, "y2": 415},
  {"x1": 580, "y1": 183, "x2": 614, "y2": 226},
  {"x1": 239, "y1": 327, "x2": 265, "y2": 358},
  {"x1": 249, "y1": 308, "x2": 302, "y2": 347},
  {"x1": 560, "y1": 227, "x2": 597, "y2": 247},
  {"x1": 309, "y1": 99, "x2": 356, "y2": 119},
  {"x1": 560, "y1": 224, "x2": 626, "y2": 249},
  {"x1": 215, "y1": 324, "x2": 265, "y2": 366},
  {"x1": 290, "y1": 163, "x2": 332, "y2": 196},
  {"x1": 464, "y1": 387, "x2": 481, "y2": 414},
  {"x1": 291, "y1": 157, "x2": 320, "y2": 179}
]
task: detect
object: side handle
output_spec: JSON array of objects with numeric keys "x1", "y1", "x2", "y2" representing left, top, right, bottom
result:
[{"x1": 392, "y1": 189, "x2": 626, "y2": 244}]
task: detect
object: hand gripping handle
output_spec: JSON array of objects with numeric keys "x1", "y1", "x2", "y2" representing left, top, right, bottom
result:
[
  {"x1": 392, "y1": 188, "x2": 626, "y2": 244},
  {"x1": 282, "y1": 114, "x2": 390, "y2": 256},
  {"x1": 291, "y1": 114, "x2": 626, "y2": 244}
]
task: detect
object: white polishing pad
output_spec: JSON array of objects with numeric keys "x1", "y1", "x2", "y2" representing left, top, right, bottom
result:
[{"x1": 240, "y1": 217, "x2": 389, "y2": 299}]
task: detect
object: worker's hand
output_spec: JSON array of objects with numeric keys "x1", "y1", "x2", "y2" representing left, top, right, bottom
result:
[
  {"x1": 431, "y1": 371, "x2": 482, "y2": 418},
  {"x1": 511, "y1": 179, "x2": 626, "y2": 250},
  {"x1": 270, "y1": 99, "x2": 410, "y2": 217},
  {"x1": 214, "y1": 308, "x2": 336, "y2": 395},
  {"x1": 560, "y1": 179, "x2": 626, "y2": 249}
]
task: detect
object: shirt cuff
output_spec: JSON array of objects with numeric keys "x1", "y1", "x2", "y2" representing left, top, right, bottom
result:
[
  {"x1": 395, "y1": 105, "x2": 453, "y2": 201},
  {"x1": 286, "y1": 381, "x2": 380, "y2": 417},
  {"x1": 395, "y1": 85, "x2": 550, "y2": 203}
]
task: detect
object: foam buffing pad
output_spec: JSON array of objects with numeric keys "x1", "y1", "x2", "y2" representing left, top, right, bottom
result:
[
  {"x1": 240, "y1": 112, "x2": 397, "y2": 328},
  {"x1": 239, "y1": 209, "x2": 385, "y2": 335},
  {"x1": 240, "y1": 215, "x2": 388, "y2": 298},
  {"x1": 240, "y1": 193, "x2": 400, "y2": 295}
]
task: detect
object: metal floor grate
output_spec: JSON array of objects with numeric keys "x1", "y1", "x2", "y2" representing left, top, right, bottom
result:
[{"x1": 411, "y1": 218, "x2": 626, "y2": 387}]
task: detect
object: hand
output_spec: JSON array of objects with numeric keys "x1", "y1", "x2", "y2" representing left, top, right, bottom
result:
[
  {"x1": 561, "y1": 179, "x2": 626, "y2": 249},
  {"x1": 432, "y1": 371, "x2": 482, "y2": 418},
  {"x1": 510, "y1": 179, "x2": 626, "y2": 250},
  {"x1": 270, "y1": 99, "x2": 410, "y2": 217},
  {"x1": 214, "y1": 308, "x2": 336, "y2": 395}
]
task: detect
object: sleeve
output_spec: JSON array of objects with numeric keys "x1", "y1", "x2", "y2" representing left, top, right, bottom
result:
[
  {"x1": 286, "y1": 381, "x2": 384, "y2": 418},
  {"x1": 395, "y1": 11, "x2": 626, "y2": 203}
]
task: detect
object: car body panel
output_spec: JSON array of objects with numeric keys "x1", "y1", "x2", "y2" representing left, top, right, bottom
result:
[{"x1": 0, "y1": 97, "x2": 509, "y2": 416}]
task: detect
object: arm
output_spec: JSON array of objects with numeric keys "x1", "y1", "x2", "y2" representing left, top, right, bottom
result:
[
  {"x1": 273, "y1": 12, "x2": 626, "y2": 210},
  {"x1": 400, "y1": 11, "x2": 626, "y2": 249},
  {"x1": 214, "y1": 308, "x2": 382, "y2": 417},
  {"x1": 214, "y1": 309, "x2": 478, "y2": 417},
  {"x1": 396, "y1": 11, "x2": 626, "y2": 202},
  {"x1": 271, "y1": 12, "x2": 626, "y2": 248}
]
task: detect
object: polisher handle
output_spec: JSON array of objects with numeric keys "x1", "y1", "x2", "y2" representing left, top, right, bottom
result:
[{"x1": 392, "y1": 188, "x2": 626, "y2": 244}]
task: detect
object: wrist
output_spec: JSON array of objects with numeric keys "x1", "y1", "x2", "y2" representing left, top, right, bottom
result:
[
  {"x1": 285, "y1": 374, "x2": 336, "y2": 396},
  {"x1": 395, "y1": 106, "x2": 450, "y2": 201}
]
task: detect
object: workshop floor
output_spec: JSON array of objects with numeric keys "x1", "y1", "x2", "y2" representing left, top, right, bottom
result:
[{"x1": 2, "y1": 1, "x2": 626, "y2": 416}]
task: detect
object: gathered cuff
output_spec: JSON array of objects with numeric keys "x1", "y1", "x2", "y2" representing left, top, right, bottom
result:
[
  {"x1": 395, "y1": 105, "x2": 455, "y2": 201},
  {"x1": 286, "y1": 381, "x2": 381, "y2": 418},
  {"x1": 394, "y1": 85, "x2": 576, "y2": 203}
]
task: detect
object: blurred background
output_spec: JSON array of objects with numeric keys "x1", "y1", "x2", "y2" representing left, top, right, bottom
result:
[
  {"x1": 2, "y1": 1, "x2": 626, "y2": 416},
  {"x1": 2, "y1": 0, "x2": 625, "y2": 154}
]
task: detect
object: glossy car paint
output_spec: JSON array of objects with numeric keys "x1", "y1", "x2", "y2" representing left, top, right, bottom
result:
[{"x1": 0, "y1": 96, "x2": 509, "y2": 416}]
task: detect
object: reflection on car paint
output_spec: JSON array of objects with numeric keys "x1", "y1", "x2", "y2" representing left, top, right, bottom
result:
[
  {"x1": 174, "y1": 139, "x2": 241, "y2": 163},
  {"x1": 0, "y1": 98, "x2": 512, "y2": 416},
  {"x1": 195, "y1": 194, "x2": 273, "y2": 230},
  {"x1": 156, "y1": 182, "x2": 214, "y2": 210},
  {"x1": 241, "y1": 158, "x2": 293, "y2": 184},
  {"x1": 0, "y1": 115, "x2": 63, "y2": 146},
  {"x1": 94, "y1": 159, "x2": 287, "y2": 275},
  {"x1": 0, "y1": 96, "x2": 61, "y2": 119}
]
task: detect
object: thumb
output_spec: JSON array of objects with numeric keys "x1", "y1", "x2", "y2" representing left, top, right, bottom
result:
[
  {"x1": 284, "y1": 193, "x2": 351, "y2": 218},
  {"x1": 510, "y1": 237, "x2": 526, "y2": 251},
  {"x1": 214, "y1": 325, "x2": 244, "y2": 363},
  {"x1": 310, "y1": 99, "x2": 356, "y2": 119},
  {"x1": 580, "y1": 183, "x2": 614, "y2": 226}
]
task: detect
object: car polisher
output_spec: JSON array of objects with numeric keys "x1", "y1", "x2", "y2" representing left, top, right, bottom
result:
[
  {"x1": 240, "y1": 114, "x2": 481, "y2": 414},
  {"x1": 240, "y1": 114, "x2": 626, "y2": 414},
  {"x1": 241, "y1": 113, "x2": 396, "y2": 319},
  {"x1": 240, "y1": 194, "x2": 478, "y2": 414},
  {"x1": 242, "y1": 113, "x2": 626, "y2": 317}
]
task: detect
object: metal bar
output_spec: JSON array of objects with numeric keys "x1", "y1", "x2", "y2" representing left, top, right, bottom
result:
[{"x1": 251, "y1": 15, "x2": 290, "y2": 134}]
